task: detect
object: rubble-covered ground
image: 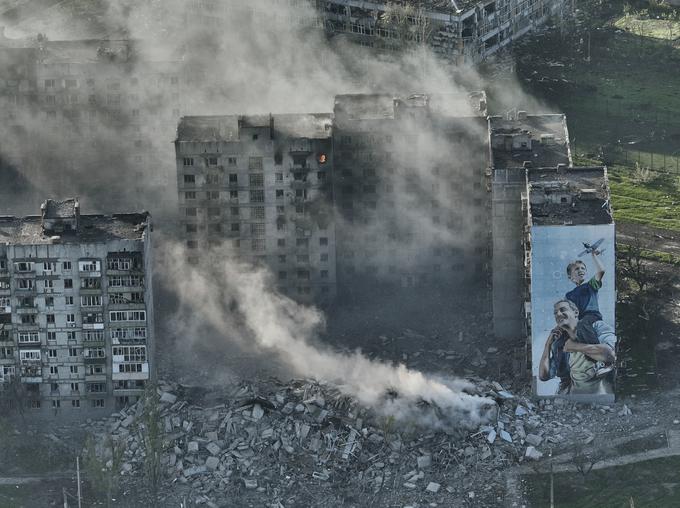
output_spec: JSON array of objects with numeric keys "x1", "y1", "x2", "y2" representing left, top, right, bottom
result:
[{"x1": 85, "y1": 377, "x2": 680, "y2": 508}]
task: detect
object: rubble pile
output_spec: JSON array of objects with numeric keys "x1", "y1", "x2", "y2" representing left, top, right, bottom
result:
[{"x1": 91, "y1": 379, "x2": 611, "y2": 507}]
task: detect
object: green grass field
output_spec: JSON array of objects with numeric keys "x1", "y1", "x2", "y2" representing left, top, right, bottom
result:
[
  {"x1": 524, "y1": 456, "x2": 680, "y2": 508},
  {"x1": 615, "y1": 14, "x2": 680, "y2": 40},
  {"x1": 512, "y1": 2, "x2": 680, "y2": 230}
]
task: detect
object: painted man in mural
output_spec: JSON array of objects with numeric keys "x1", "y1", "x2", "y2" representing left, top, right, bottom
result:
[{"x1": 538, "y1": 300, "x2": 616, "y2": 395}]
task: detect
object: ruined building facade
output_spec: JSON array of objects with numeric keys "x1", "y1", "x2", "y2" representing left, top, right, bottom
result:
[
  {"x1": 175, "y1": 93, "x2": 490, "y2": 301},
  {"x1": 176, "y1": 115, "x2": 337, "y2": 303},
  {"x1": 320, "y1": 0, "x2": 574, "y2": 64},
  {"x1": 0, "y1": 199, "x2": 154, "y2": 417},
  {"x1": 331, "y1": 93, "x2": 490, "y2": 293},
  {"x1": 0, "y1": 34, "x2": 184, "y2": 217}
]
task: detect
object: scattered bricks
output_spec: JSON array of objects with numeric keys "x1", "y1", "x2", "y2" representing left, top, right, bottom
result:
[
  {"x1": 525, "y1": 434, "x2": 543, "y2": 447},
  {"x1": 515, "y1": 406, "x2": 528, "y2": 417},
  {"x1": 403, "y1": 482, "x2": 417, "y2": 489},
  {"x1": 206, "y1": 442, "x2": 221, "y2": 456},
  {"x1": 426, "y1": 482, "x2": 441, "y2": 493},
  {"x1": 120, "y1": 415, "x2": 135, "y2": 428},
  {"x1": 243, "y1": 479, "x2": 258, "y2": 490},
  {"x1": 184, "y1": 465, "x2": 207, "y2": 477},
  {"x1": 205, "y1": 457, "x2": 219, "y2": 471},
  {"x1": 252, "y1": 404, "x2": 265, "y2": 421},
  {"x1": 525, "y1": 446, "x2": 543, "y2": 460},
  {"x1": 188, "y1": 442, "x2": 199, "y2": 453},
  {"x1": 205, "y1": 431, "x2": 219, "y2": 442},
  {"x1": 160, "y1": 392, "x2": 178, "y2": 404},
  {"x1": 417, "y1": 455, "x2": 432, "y2": 469}
]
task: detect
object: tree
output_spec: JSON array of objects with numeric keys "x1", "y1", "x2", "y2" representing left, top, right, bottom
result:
[
  {"x1": 379, "y1": 2, "x2": 432, "y2": 49},
  {"x1": 137, "y1": 384, "x2": 164, "y2": 507},
  {"x1": 83, "y1": 434, "x2": 126, "y2": 508},
  {"x1": 619, "y1": 237, "x2": 651, "y2": 294}
]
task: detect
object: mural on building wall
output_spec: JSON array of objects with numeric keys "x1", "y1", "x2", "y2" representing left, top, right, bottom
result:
[{"x1": 531, "y1": 224, "x2": 616, "y2": 400}]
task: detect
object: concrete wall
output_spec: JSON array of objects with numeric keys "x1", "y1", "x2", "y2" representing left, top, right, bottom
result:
[{"x1": 491, "y1": 168, "x2": 526, "y2": 339}]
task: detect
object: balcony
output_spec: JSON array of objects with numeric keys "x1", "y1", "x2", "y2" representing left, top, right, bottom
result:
[
  {"x1": 83, "y1": 323, "x2": 105, "y2": 330},
  {"x1": 84, "y1": 356, "x2": 106, "y2": 364}
]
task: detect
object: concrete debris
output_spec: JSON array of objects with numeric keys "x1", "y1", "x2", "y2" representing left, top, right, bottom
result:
[
  {"x1": 618, "y1": 404, "x2": 633, "y2": 417},
  {"x1": 524, "y1": 433, "x2": 543, "y2": 447},
  {"x1": 160, "y1": 392, "x2": 178, "y2": 404},
  {"x1": 524, "y1": 446, "x2": 543, "y2": 460},
  {"x1": 85, "y1": 378, "x2": 613, "y2": 506},
  {"x1": 425, "y1": 482, "x2": 441, "y2": 493}
]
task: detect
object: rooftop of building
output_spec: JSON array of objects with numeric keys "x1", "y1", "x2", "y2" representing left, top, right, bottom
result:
[
  {"x1": 43, "y1": 198, "x2": 77, "y2": 219},
  {"x1": 489, "y1": 113, "x2": 571, "y2": 170},
  {"x1": 0, "y1": 213, "x2": 150, "y2": 245},
  {"x1": 327, "y1": 0, "x2": 481, "y2": 15},
  {"x1": 176, "y1": 114, "x2": 334, "y2": 142},
  {"x1": 527, "y1": 166, "x2": 613, "y2": 226},
  {"x1": 333, "y1": 91, "x2": 487, "y2": 123}
]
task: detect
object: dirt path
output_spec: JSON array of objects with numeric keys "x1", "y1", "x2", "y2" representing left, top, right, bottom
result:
[{"x1": 617, "y1": 221, "x2": 680, "y2": 257}]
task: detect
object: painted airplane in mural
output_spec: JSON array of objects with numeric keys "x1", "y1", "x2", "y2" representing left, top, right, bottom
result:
[{"x1": 578, "y1": 238, "x2": 606, "y2": 257}]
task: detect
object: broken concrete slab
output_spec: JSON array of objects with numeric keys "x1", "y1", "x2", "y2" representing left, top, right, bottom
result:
[
  {"x1": 426, "y1": 482, "x2": 441, "y2": 493},
  {"x1": 525, "y1": 446, "x2": 543, "y2": 460}
]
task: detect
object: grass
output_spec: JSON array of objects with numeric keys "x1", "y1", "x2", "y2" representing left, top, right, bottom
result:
[
  {"x1": 524, "y1": 456, "x2": 680, "y2": 508},
  {"x1": 608, "y1": 168, "x2": 680, "y2": 230},
  {"x1": 512, "y1": 2, "x2": 680, "y2": 230},
  {"x1": 615, "y1": 14, "x2": 680, "y2": 40}
]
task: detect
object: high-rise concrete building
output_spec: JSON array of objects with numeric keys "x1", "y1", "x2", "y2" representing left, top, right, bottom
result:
[
  {"x1": 331, "y1": 92, "x2": 490, "y2": 293},
  {"x1": 0, "y1": 33, "x2": 184, "y2": 216},
  {"x1": 175, "y1": 114, "x2": 337, "y2": 303},
  {"x1": 320, "y1": 0, "x2": 574, "y2": 64},
  {"x1": 0, "y1": 199, "x2": 154, "y2": 417},
  {"x1": 489, "y1": 111, "x2": 572, "y2": 339}
]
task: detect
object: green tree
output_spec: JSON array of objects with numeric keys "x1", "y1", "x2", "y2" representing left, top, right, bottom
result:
[
  {"x1": 83, "y1": 434, "x2": 126, "y2": 508},
  {"x1": 138, "y1": 384, "x2": 164, "y2": 507}
]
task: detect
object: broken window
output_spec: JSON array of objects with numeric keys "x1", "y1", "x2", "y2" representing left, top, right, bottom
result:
[
  {"x1": 248, "y1": 157, "x2": 263, "y2": 171},
  {"x1": 320, "y1": 270, "x2": 329, "y2": 279},
  {"x1": 229, "y1": 191, "x2": 239, "y2": 200},
  {"x1": 251, "y1": 239, "x2": 265, "y2": 252},
  {"x1": 250, "y1": 190, "x2": 264, "y2": 203},
  {"x1": 228, "y1": 157, "x2": 237, "y2": 166},
  {"x1": 319, "y1": 237, "x2": 329, "y2": 246},
  {"x1": 250, "y1": 173, "x2": 264, "y2": 187},
  {"x1": 185, "y1": 208, "x2": 197, "y2": 217},
  {"x1": 231, "y1": 223, "x2": 240, "y2": 232},
  {"x1": 229, "y1": 173, "x2": 238, "y2": 184},
  {"x1": 230, "y1": 207, "x2": 239, "y2": 216},
  {"x1": 251, "y1": 223, "x2": 266, "y2": 237},
  {"x1": 183, "y1": 174, "x2": 195, "y2": 184},
  {"x1": 186, "y1": 240, "x2": 198, "y2": 249},
  {"x1": 276, "y1": 189, "x2": 284, "y2": 199},
  {"x1": 207, "y1": 207, "x2": 220, "y2": 218},
  {"x1": 320, "y1": 253, "x2": 329, "y2": 262},
  {"x1": 278, "y1": 271, "x2": 287, "y2": 280},
  {"x1": 275, "y1": 172, "x2": 283, "y2": 182}
]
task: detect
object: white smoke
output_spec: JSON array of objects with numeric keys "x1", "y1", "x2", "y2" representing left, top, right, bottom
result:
[{"x1": 162, "y1": 240, "x2": 495, "y2": 431}]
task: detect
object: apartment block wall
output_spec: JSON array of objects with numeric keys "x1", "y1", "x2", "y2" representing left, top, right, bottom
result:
[
  {"x1": 176, "y1": 116, "x2": 337, "y2": 304},
  {"x1": 331, "y1": 96, "x2": 491, "y2": 294},
  {"x1": 0, "y1": 222, "x2": 153, "y2": 418},
  {"x1": 321, "y1": 0, "x2": 570, "y2": 64}
]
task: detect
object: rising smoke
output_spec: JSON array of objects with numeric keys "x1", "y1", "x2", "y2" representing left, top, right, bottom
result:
[
  {"x1": 161, "y1": 240, "x2": 495, "y2": 431},
  {"x1": 0, "y1": 0, "x2": 542, "y2": 428}
]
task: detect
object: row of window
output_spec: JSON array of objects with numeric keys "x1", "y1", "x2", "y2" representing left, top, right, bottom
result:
[
  {"x1": 11, "y1": 258, "x2": 139, "y2": 273},
  {"x1": 17, "y1": 310, "x2": 145, "y2": 325},
  {"x1": 43, "y1": 76, "x2": 178, "y2": 89},
  {"x1": 3, "y1": 328, "x2": 144, "y2": 344}
]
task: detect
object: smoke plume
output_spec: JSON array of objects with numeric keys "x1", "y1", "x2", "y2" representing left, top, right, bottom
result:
[{"x1": 161, "y1": 240, "x2": 495, "y2": 431}]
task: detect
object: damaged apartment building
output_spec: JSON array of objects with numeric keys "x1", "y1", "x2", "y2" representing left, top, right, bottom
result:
[
  {"x1": 0, "y1": 30, "x2": 185, "y2": 216},
  {"x1": 489, "y1": 110, "x2": 614, "y2": 373},
  {"x1": 176, "y1": 115, "x2": 337, "y2": 303},
  {"x1": 320, "y1": 0, "x2": 574, "y2": 64},
  {"x1": 0, "y1": 199, "x2": 154, "y2": 417},
  {"x1": 175, "y1": 95, "x2": 613, "y2": 355},
  {"x1": 175, "y1": 92, "x2": 490, "y2": 301},
  {"x1": 190, "y1": 0, "x2": 574, "y2": 65}
]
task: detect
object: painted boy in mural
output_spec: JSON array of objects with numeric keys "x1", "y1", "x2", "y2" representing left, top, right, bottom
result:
[{"x1": 564, "y1": 242, "x2": 616, "y2": 377}]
